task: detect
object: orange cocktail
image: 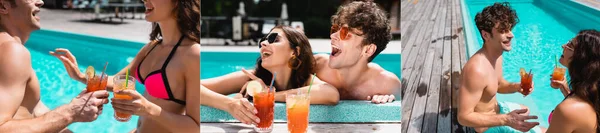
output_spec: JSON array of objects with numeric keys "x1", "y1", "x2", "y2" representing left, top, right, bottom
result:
[
  {"x1": 520, "y1": 68, "x2": 533, "y2": 95},
  {"x1": 552, "y1": 67, "x2": 566, "y2": 87},
  {"x1": 253, "y1": 90, "x2": 274, "y2": 132},
  {"x1": 112, "y1": 75, "x2": 135, "y2": 122},
  {"x1": 286, "y1": 93, "x2": 310, "y2": 133},
  {"x1": 86, "y1": 73, "x2": 108, "y2": 92}
]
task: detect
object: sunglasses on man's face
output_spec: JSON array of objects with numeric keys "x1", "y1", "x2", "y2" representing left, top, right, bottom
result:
[
  {"x1": 330, "y1": 24, "x2": 349, "y2": 40},
  {"x1": 259, "y1": 33, "x2": 278, "y2": 48}
]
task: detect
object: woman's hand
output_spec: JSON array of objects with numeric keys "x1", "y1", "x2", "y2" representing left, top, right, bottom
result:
[
  {"x1": 550, "y1": 77, "x2": 568, "y2": 90},
  {"x1": 50, "y1": 48, "x2": 85, "y2": 83},
  {"x1": 226, "y1": 93, "x2": 260, "y2": 125},
  {"x1": 111, "y1": 90, "x2": 160, "y2": 117},
  {"x1": 239, "y1": 68, "x2": 273, "y2": 97}
]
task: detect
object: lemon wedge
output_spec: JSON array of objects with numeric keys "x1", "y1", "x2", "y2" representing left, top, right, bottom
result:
[
  {"x1": 85, "y1": 66, "x2": 95, "y2": 80},
  {"x1": 519, "y1": 68, "x2": 526, "y2": 77},
  {"x1": 246, "y1": 80, "x2": 262, "y2": 97}
]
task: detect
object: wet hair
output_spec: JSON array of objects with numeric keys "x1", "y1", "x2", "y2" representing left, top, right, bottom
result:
[
  {"x1": 149, "y1": 0, "x2": 200, "y2": 43},
  {"x1": 331, "y1": 0, "x2": 391, "y2": 62},
  {"x1": 254, "y1": 25, "x2": 315, "y2": 90},
  {"x1": 474, "y1": 2, "x2": 518, "y2": 42},
  {"x1": 567, "y1": 29, "x2": 600, "y2": 132}
]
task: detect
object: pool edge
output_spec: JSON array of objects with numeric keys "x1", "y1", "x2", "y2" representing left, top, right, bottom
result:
[{"x1": 461, "y1": 0, "x2": 479, "y2": 59}]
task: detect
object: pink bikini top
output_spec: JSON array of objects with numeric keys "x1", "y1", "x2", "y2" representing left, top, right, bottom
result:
[{"x1": 133, "y1": 36, "x2": 186, "y2": 105}]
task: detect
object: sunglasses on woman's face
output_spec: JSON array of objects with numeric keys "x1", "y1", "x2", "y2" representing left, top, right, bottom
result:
[
  {"x1": 563, "y1": 41, "x2": 574, "y2": 51},
  {"x1": 259, "y1": 33, "x2": 278, "y2": 48}
]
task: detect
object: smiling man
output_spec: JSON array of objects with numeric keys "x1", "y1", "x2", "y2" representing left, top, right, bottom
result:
[
  {"x1": 457, "y1": 2, "x2": 546, "y2": 133},
  {"x1": 314, "y1": 1, "x2": 400, "y2": 104},
  {"x1": 0, "y1": 0, "x2": 108, "y2": 132}
]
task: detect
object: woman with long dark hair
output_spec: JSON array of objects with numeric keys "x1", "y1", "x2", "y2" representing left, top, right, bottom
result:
[
  {"x1": 50, "y1": 0, "x2": 200, "y2": 132},
  {"x1": 202, "y1": 26, "x2": 339, "y2": 125},
  {"x1": 547, "y1": 30, "x2": 600, "y2": 132}
]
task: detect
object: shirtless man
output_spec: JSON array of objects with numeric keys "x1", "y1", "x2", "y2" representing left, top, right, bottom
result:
[
  {"x1": 314, "y1": 1, "x2": 401, "y2": 104},
  {"x1": 457, "y1": 2, "x2": 544, "y2": 132},
  {"x1": 0, "y1": 0, "x2": 108, "y2": 132}
]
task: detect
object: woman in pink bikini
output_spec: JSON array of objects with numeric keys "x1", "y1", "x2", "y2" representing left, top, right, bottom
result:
[
  {"x1": 546, "y1": 30, "x2": 600, "y2": 132},
  {"x1": 49, "y1": 0, "x2": 199, "y2": 132}
]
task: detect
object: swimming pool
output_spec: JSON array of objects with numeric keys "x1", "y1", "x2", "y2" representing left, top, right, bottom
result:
[
  {"x1": 200, "y1": 51, "x2": 401, "y2": 122},
  {"x1": 200, "y1": 52, "x2": 400, "y2": 79},
  {"x1": 26, "y1": 29, "x2": 147, "y2": 132},
  {"x1": 462, "y1": 0, "x2": 600, "y2": 127}
]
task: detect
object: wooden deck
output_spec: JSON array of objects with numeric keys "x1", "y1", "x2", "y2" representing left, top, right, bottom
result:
[
  {"x1": 575, "y1": 0, "x2": 600, "y2": 10},
  {"x1": 400, "y1": 0, "x2": 473, "y2": 132}
]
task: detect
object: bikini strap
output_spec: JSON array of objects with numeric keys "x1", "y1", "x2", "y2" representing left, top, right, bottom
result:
[
  {"x1": 161, "y1": 35, "x2": 185, "y2": 69},
  {"x1": 137, "y1": 42, "x2": 161, "y2": 82}
]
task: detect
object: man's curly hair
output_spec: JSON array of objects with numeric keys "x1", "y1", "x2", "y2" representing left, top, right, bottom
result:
[
  {"x1": 331, "y1": 0, "x2": 391, "y2": 62},
  {"x1": 474, "y1": 2, "x2": 519, "y2": 41}
]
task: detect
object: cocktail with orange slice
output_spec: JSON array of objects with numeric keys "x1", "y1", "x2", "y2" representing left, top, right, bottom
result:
[
  {"x1": 286, "y1": 92, "x2": 310, "y2": 133},
  {"x1": 247, "y1": 80, "x2": 274, "y2": 132},
  {"x1": 85, "y1": 66, "x2": 108, "y2": 92},
  {"x1": 520, "y1": 68, "x2": 533, "y2": 95}
]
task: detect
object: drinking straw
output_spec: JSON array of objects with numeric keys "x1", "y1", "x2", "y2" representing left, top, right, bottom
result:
[
  {"x1": 555, "y1": 55, "x2": 558, "y2": 68},
  {"x1": 269, "y1": 72, "x2": 277, "y2": 92},
  {"x1": 100, "y1": 62, "x2": 108, "y2": 86},
  {"x1": 305, "y1": 73, "x2": 316, "y2": 98},
  {"x1": 125, "y1": 69, "x2": 130, "y2": 88}
]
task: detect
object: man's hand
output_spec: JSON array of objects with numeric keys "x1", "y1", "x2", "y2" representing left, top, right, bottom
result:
[
  {"x1": 367, "y1": 95, "x2": 395, "y2": 104},
  {"x1": 518, "y1": 81, "x2": 534, "y2": 96},
  {"x1": 69, "y1": 90, "x2": 109, "y2": 122},
  {"x1": 505, "y1": 109, "x2": 539, "y2": 132}
]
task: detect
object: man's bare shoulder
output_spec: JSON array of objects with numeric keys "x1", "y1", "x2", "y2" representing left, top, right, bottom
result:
[
  {"x1": 0, "y1": 41, "x2": 32, "y2": 88},
  {"x1": 367, "y1": 63, "x2": 401, "y2": 92},
  {"x1": 313, "y1": 54, "x2": 330, "y2": 70},
  {"x1": 462, "y1": 54, "x2": 489, "y2": 77},
  {"x1": 0, "y1": 41, "x2": 31, "y2": 63}
]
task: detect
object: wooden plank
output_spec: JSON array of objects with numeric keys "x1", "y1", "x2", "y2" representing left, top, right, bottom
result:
[
  {"x1": 437, "y1": 0, "x2": 453, "y2": 132},
  {"x1": 401, "y1": 20, "x2": 415, "y2": 49},
  {"x1": 421, "y1": 0, "x2": 446, "y2": 130},
  {"x1": 419, "y1": 0, "x2": 436, "y2": 21},
  {"x1": 401, "y1": 20, "x2": 425, "y2": 72},
  {"x1": 406, "y1": 19, "x2": 438, "y2": 133},
  {"x1": 401, "y1": 20, "x2": 434, "y2": 133},
  {"x1": 410, "y1": 0, "x2": 431, "y2": 21},
  {"x1": 201, "y1": 123, "x2": 401, "y2": 133},
  {"x1": 450, "y1": 0, "x2": 470, "y2": 132},
  {"x1": 422, "y1": 0, "x2": 448, "y2": 132}
]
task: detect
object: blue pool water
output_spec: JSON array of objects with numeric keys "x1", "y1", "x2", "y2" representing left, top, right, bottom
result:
[
  {"x1": 25, "y1": 30, "x2": 147, "y2": 133},
  {"x1": 464, "y1": 0, "x2": 600, "y2": 128},
  {"x1": 201, "y1": 52, "x2": 400, "y2": 81}
]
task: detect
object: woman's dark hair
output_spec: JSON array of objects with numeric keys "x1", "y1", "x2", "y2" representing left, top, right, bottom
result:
[
  {"x1": 567, "y1": 29, "x2": 600, "y2": 132},
  {"x1": 149, "y1": 0, "x2": 200, "y2": 43},
  {"x1": 254, "y1": 25, "x2": 315, "y2": 90}
]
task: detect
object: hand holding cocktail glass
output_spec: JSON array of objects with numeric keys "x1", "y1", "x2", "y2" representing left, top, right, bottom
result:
[
  {"x1": 241, "y1": 68, "x2": 275, "y2": 132},
  {"x1": 519, "y1": 68, "x2": 534, "y2": 96}
]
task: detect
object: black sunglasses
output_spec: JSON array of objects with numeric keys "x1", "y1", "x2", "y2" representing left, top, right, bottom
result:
[{"x1": 259, "y1": 33, "x2": 278, "y2": 48}]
